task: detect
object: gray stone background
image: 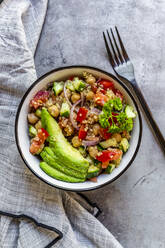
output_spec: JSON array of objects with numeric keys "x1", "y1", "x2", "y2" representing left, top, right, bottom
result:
[{"x1": 35, "y1": 1, "x2": 165, "y2": 247}]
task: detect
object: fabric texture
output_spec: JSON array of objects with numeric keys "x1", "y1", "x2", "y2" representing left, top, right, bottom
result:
[{"x1": 0, "y1": 0, "x2": 123, "y2": 247}]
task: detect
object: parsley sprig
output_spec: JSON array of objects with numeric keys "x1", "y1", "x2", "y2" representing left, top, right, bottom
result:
[{"x1": 99, "y1": 98, "x2": 133, "y2": 133}]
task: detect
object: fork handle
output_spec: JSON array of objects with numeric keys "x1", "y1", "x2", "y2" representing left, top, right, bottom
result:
[{"x1": 130, "y1": 79, "x2": 165, "y2": 154}]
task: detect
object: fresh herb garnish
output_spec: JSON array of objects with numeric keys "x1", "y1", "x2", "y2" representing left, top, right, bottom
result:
[{"x1": 99, "y1": 98, "x2": 134, "y2": 133}]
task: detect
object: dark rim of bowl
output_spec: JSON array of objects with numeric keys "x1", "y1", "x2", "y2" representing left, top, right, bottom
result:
[{"x1": 15, "y1": 65, "x2": 142, "y2": 192}]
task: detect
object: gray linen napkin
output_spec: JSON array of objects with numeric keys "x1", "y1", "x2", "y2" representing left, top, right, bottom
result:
[{"x1": 0, "y1": 0, "x2": 123, "y2": 247}]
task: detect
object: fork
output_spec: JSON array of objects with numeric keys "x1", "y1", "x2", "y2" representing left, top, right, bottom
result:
[{"x1": 103, "y1": 27, "x2": 165, "y2": 155}]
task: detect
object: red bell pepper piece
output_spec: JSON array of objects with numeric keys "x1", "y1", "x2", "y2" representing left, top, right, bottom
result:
[
  {"x1": 76, "y1": 107, "x2": 88, "y2": 123},
  {"x1": 78, "y1": 125, "x2": 87, "y2": 140}
]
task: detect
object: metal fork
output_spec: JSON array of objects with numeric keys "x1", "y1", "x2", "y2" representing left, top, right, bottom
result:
[{"x1": 103, "y1": 27, "x2": 165, "y2": 155}]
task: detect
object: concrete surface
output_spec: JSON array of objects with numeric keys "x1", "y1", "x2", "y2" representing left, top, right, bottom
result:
[{"x1": 35, "y1": 1, "x2": 165, "y2": 247}]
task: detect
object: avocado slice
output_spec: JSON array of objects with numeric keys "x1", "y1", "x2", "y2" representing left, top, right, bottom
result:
[
  {"x1": 41, "y1": 108, "x2": 89, "y2": 172},
  {"x1": 40, "y1": 147, "x2": 86, "y2": 179},
  {"x1": 40, "y1": 162, "x2": 85, "y2": 183}
]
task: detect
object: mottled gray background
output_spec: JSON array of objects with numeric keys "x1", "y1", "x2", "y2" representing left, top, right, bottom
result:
[{"x1": 35, "y1": 1, "x2": 165, "y2": 247}]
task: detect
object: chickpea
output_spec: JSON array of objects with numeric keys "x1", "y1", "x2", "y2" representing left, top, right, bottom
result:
[
  {"x1": 93, "y1": 123, "x2": 100, "y2": 136},
  {"x1": 71, "y1": 93, "x2": 81, "y2": 103},
  {"x1": 48, "y1": 105, "x2": 60, "y2": 118},
  {"x1": 88, "y1": 146, "x2": 98, "y2": 158},
  {"x1": 86, "y1": 75, "x2": 96, "y2": 85},
  {"x1": 45, "y1": 98, "x2": 53, "y2": 107},
  {"x1": 27, "y1": 113, "x2": 39, "y2": 124},
  {"x1": 72, "y1": 136, "x2": 82, "y2": 147},
  {"x1": 86, "y1": 91, "x2": 94, "y2": 101},
  {"x1": 35, "y1": 120, "x2": 42, "y2": 130},
  {"x1": 111, "y1": 133, "x2": 122, "y2": 143}
]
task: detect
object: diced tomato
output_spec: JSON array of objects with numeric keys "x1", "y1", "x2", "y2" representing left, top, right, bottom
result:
[
  {"x1": 38, "y1": 128, "x2": 49, "y2": 142},
  {"x1": 100, "y1": 128, "x2": 111, "y2": 140},
  {"x1": 30, "y1": 91, "x2": 49, "y2": 109},
  {"x1": 111, "y1": 149, "x2": 122, "y2": 161},
  {"x1": 29, "y1": 141, "x2": 41, "y2": 155},
  {"x1": 78, "y1": 125, "x2": 87, "y2": 140},
  {"x1": 114, "y1": 89, "x2": 123, "y2": 101},
  {"x1": 94, "y1": 93, "x2": 109, "y2": 106},
  {"x1": 96, "y1": 149, "x2": 122, "y2": 163},
  {"x1": 109, "y1": 112, "x2": 119, "y2": 125},
  {"x1": 101, "y1": 161, "x2": 109, "y2": 169},
  {"x1": 99, "y1": 80, "x2": 114, "y2": 90},
  {"x1": 91, "y1": 83, "x2": 98, "y2": 93},
  {"x1": 76, "y1": 107, "x2": 88, "y2": 123},
  {"x1": 30, "y1": 128, "x2": 49, "y2": 155},
  {"x1": 89, "y1": 177, "x2": 97, "y2": 182},
  {"x1": 99, "y1": 88, "x2": 106, "y2": 94}
]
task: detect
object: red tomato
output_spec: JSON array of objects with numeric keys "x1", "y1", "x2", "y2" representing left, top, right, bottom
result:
[
  {"x1": 89, "y1": 177, "x2": 97, "y2": 182},
  {"x1": 29, "y1": 141, "x2": 41, "y2": 155},
  {"x1": 78, "y1": 125, "x2": 87, "y2": 140},
  {"x1": 76, "y1": 107, "x2": 88, "y2": 123},
  {"x1": 100, "y1": 128, "x2": 111, "y2": 140},
  {"x1": 99, "y1": 88, "x2": 106, "y2": 94},
  {"x1": 30, "y1": 91, "x2": 49, "y2": 109},
  {"x1": 101, "y1": 160, "x2": 109, "y2": 169},
  {"x1": 94, "y1": 93, "x2": 109, "y2": 106},
  {"x1": 96, "y1": 149, "x2": 122, "y2": 163},
  {"x1": 30, "y1": 128, "x2": 49, "y2": 155},
  {"x1": 99, "y1": 80, "x2": 114, "y2": 90},
  {"x1": 38, "y1": 128, "x2": 49, "y2": 143},
  {"x1": 115, "y1": 89, "x2": 123, "y2": 101}
]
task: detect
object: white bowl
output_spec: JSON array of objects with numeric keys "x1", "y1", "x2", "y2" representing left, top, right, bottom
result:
[{"x1": 15, "y1": 66, "x2": 142, "y2": 191}]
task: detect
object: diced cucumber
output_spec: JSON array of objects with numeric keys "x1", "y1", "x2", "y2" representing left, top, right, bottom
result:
[
  {"x1": 97, "y1": 144, "x2": 104, "y2": 151},
  {"x1": 78, "y1": 146, "x2": 87, "y2": 157},
  {"x1": 53, "y1": 82, "x2": 64, "y2": 96},
  {"x1": 73, "y1": 77, "x2": 86, "y2": 92},
  {"x1": 125, "y1": 105, "x2": 136, "y2": 118},
  {"x1": 60, "y1": 102, "x2": 70, "y2": 117},
  {"x1": 119, "y1": 138, "x2": 129, "y2": 152},
  {"x1": 105, "y1": 163, "x2": 116, "y2": 174},
  {"x1": 66, "y1": 80, "x2": 75, "y2": 91},
  {"x1": 35, "y1": 109, "x2": 42, "y2": 118},
  {"x1": 99, "y1": 138, "x2": 118, "y2": 148},
  {"x1": 29, "y1": 125, "x2": 37, "y2": 137},
  {"x1": 87, "y1": 165, "x2": 100, "y2": 179}
]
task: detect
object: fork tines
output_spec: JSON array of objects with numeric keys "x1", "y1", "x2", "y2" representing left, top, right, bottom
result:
[{"x1": 103, "y1": 27, "x2": 129, "y2": 68}]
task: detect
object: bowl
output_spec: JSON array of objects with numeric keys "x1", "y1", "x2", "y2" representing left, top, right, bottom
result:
[{"x1": 15, "y1": 66, "x2": 142, "y2": 191}]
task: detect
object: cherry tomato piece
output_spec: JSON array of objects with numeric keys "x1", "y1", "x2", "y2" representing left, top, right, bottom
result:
[
  {"x1": 99, "y1": 80, "x2": 114, "y2": 90},
  {"x1": 94, "y1": 93, "x2": 109, "y2": 106}
]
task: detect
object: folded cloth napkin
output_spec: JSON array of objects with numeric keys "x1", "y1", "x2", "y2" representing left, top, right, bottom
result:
[{"x1": 0, "y1": 0, "x2": 123, "y2": 247}]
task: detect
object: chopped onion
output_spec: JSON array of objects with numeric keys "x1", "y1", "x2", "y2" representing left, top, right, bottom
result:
[
  {"x1": 90, "y1": 108, "x2": 101, "y2": 115},
  {"x1": 96, "y1": 78, "x2": 101, "y2": 84},
  {"x1": 64, "y1": 81, "x2": 72, "y2": 107},
  {"x1": 82, "y1": 137, "x2": 100, "y2": 147},
  {"x1": 70, "y1": 99, "x2": 82, "y2": 130},
  {"x1": 81, "y1": 92, "x2": 85, "y2": 106}
]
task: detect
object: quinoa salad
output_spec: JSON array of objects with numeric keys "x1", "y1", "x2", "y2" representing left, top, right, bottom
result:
[{"x1": 27, "y1": 72, "x2": 136, "y2": 183}]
